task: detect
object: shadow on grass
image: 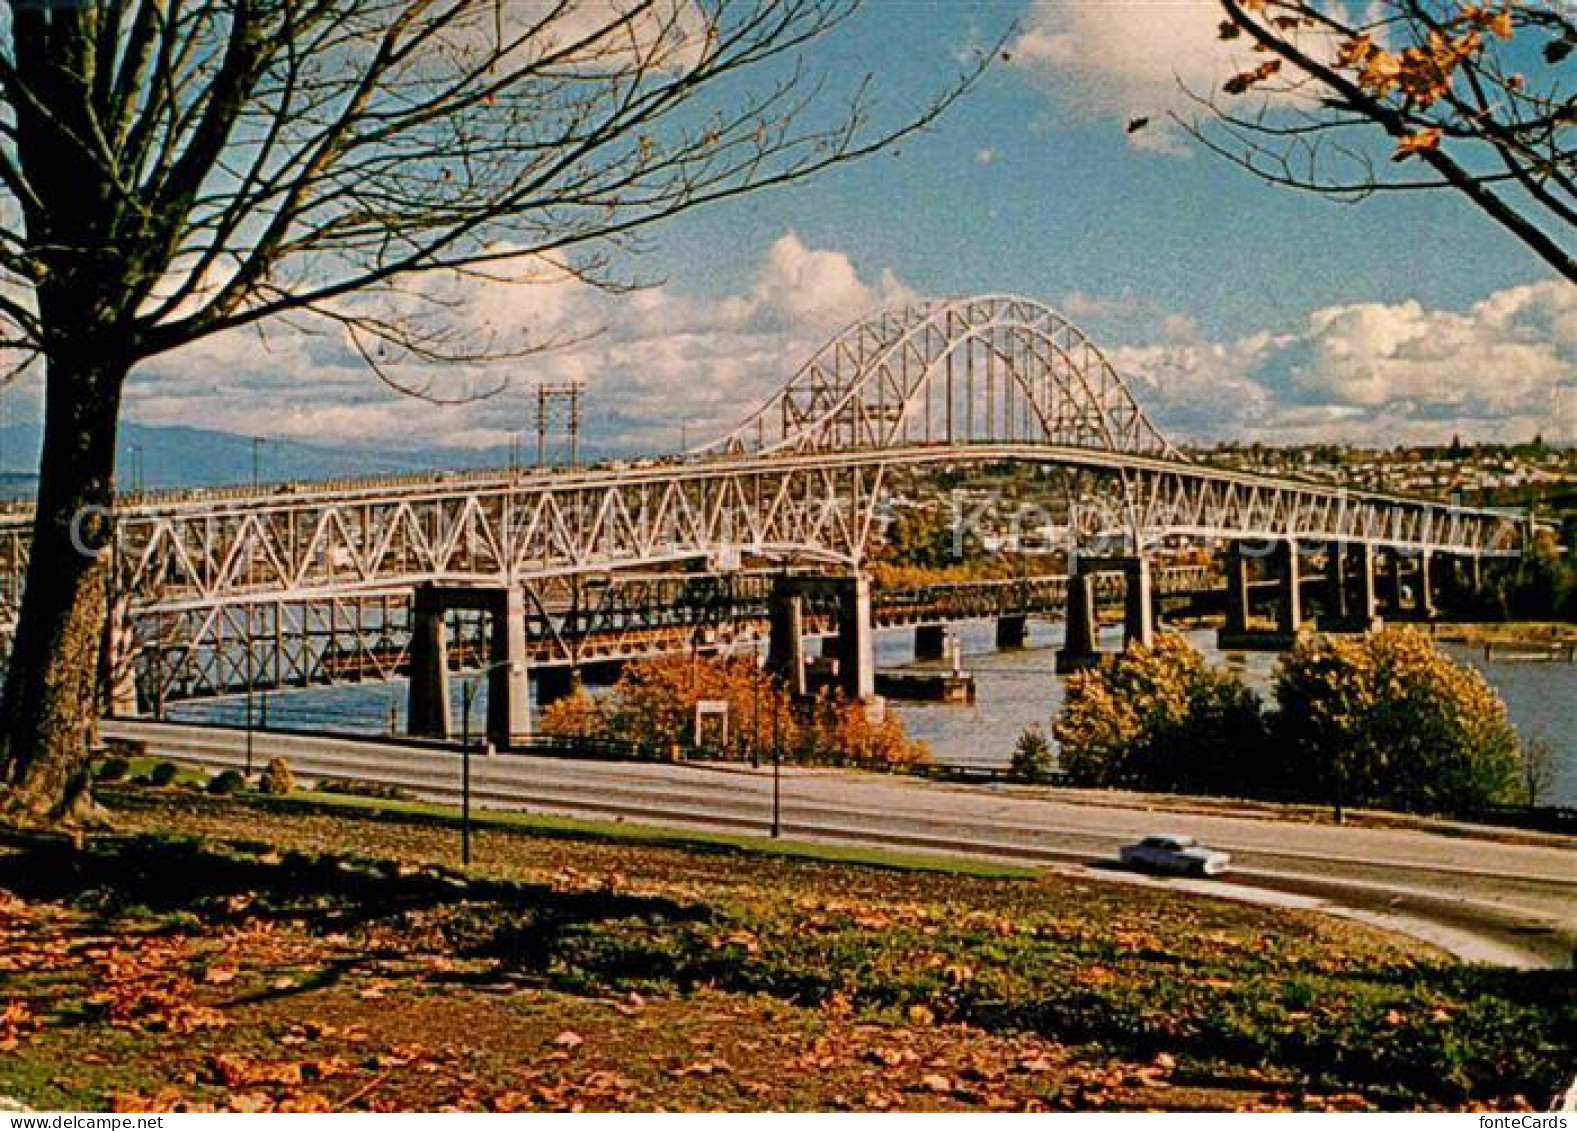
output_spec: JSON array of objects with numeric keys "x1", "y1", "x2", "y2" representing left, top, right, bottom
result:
[
  {"x1": 2, "y1": 831, "x2": 714, "y2": 958},
  {"x1": 3, "y1": 830, "x2": 1571, "y2": 1108}
]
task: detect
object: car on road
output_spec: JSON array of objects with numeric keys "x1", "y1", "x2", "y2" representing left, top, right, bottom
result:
[{"x1": 1119, "y1": 834, "x2": 1231, "y2": 877}]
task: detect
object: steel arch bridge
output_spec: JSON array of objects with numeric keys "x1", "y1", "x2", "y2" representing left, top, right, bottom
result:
[
  {"x1": 701, "y1": 295, "x2": 1177, "y2": 458},
  {"x1": 0, "y1": 295, "x2": 1526, "y2": 706}
]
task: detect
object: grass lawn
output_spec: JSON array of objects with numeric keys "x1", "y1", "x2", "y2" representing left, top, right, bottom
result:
[{"x1": 0, "y1": 784, "x2": 1570, "y2": 1113}]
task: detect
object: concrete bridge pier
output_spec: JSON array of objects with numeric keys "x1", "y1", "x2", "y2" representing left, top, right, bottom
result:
[
  {"x1": 914, "y1": 624, "x2": 947, "y2": 662},
  {"x1": 1223, "y1": 542, "x2": 1251, "y2": 636},
  {"x1": 486, "y1": 588, "x2": 532, "y2": 749},
  {"x1": 1121, "y1": 556, "x2": 1154, "y2": 650},
  {"x1": 1055, "y1": 570, "x2": 1100, "y2": 673},
  {"x1": 1417, "y1": 549, "x2": 1439, "y2": 620},
  {"x1": 832, "y1": 573, "x2": 876, "y2": 702},
  {"x1": 1349, "y1": 542, "x2": 1380, "y2": 629},
  {"x1": 766, "y1": 577, "x2": 807, "y2": 697},
  {"x1": 407, "y1": 583, "x2": 531, "y2": 749},
  {"x1": 1321, "y1": 540, "x2": 1349, "y2": 626},
  {"x1": 408, "y1": 585, "x2": 452, "y2": 739},
  {"x1": 1274, "y1": 539, "x2": 1304, "y2": 637},
  {"x1": 995, "y1": 614, "x2": 1029, "y2": 650},
  {"x1": 1384, "y1": 551, "x2": 1408, "y2": 618}
]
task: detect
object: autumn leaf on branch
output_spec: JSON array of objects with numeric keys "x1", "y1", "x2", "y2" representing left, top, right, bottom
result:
[
  {"x1": 1393, "y1": 127, "x2": 1444, "y2": 160},
  {"x1": 1224, "y1": 59, "x2": 1284, "y2": 95}
]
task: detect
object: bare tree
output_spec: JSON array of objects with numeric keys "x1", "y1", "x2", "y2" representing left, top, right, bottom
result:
[
  {"x1": 1520, "y1": 733, "x2": 1557, "y2": 808},
  {"x1": 0, "y1": 0, "x2": 987, "y2": 821},
  {"x1": 1187, "y1": 0, "x2": 1575, "y2": 282}
]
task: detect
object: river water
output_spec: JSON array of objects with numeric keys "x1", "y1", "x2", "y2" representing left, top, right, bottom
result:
[{"x1": 167, "y1": 620, "x2": 1577, "y2": 807}]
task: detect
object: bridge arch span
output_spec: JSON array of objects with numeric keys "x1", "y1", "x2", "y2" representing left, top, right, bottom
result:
[{"x1": 699, "y1": 295, "x2": 1177, "y2": 459}]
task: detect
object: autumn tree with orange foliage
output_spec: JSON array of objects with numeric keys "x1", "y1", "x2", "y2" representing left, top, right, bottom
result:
[
  {"x1": 538, "y1": 653, "x2": 928, "y2": 770},
  {"x1": 601, "y1": 654, "x2": 794, "y2": 758},
  {"x1": 1191, "y1": 1, "x2": 1574, "y2": 281}
]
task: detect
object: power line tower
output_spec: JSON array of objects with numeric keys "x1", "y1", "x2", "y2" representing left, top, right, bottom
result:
[{"x1": 535, "y1": 382, "x2": 582, "y2": 468}]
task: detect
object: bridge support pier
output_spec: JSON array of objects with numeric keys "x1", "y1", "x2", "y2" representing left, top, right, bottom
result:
[
  {"x1": 1055, "y1": 571, "x2": 1100, "y2": 673},
  {"x1": 1385, "y1": 551, "x2": 1408, "y2": 618},
  {"x1": 1223, "y1": 542, "x2": 1251, "y2": 636},
  {"x1": 1350, "y1": 542, "x2": 1380, "y2": 629},
  {"x1": 766, "y1": 578, "x2": 807, "y2": 697},
  {"x1": 995, "y1": 614, "x2": 1028, "y2": 650},
  {"x1": 1322, "y1": 540, "x2": 1349, "y2": 626},
  {"x1": 1417, "y1": 549, "x2": 1439, "y2": 620},
  {"x1": 1121, "y1": 556, "x2": 1154, "y2": 650},
  {"x1": 487, "y1": 587, "x2": 532, "y2": 750},
  {"x1": 408, "y1": 584, "x2": 452, "y2": 739},
  {"x1": 1275, "y1": 539, "x2": 1304, "y2": 637},
  {"x1": 407, "y1": 583, "x2": 531, "y2": 748},
  {"x1": 914, "y1": 624, "x2": 947, "y2": 662},
  {"x1": 1318, "y1": 541, "x2": 1381, "y2": 633},
  {"x1": 832, "y1": 574, "x2": 876, "y2": 703}
]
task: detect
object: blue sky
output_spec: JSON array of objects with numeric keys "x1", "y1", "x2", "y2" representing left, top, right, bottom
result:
[
  {"x1": 660, "y1": 1, "x2": 1555, "y2": 335},
  {"x1": 4, "y1": 0, "x2": 1571, "y2": 460}
]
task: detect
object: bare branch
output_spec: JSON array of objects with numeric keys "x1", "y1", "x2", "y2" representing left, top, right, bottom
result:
[{"x1": 1189, "y1": 0, "x2": 1575, "y2": 281}]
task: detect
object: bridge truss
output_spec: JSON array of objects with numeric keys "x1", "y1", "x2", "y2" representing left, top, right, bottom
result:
[{"x1": 0, "y1": 296, "x2": 1525, "y2": 710}]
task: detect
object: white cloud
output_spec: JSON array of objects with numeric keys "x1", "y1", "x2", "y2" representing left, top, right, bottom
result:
[
  {"x1": 118, "y1": 254, "x2": 1575, "y2": 457},
  {"x1": 124, "y1": 233, "x2": 913, "y2": 455},
  {"x1": 975, "y1": 147, "x2": 997, "y2": 165},
  {"x1": 1010, "y1": 0, "x2": 1234, "y2": 155},
  {"x1": 1009, "y1": 0, "x2": 1341, "y2": 157},
  {"x1": 1121, "y1": 281, "x2": 1577, "y2": 444}
]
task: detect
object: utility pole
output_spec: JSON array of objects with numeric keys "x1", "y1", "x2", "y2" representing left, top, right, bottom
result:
[
  {"x1": 535, "y1": 383, "x2": 582, "y2": 469},
  {"x1": 251, "y1": 436, "x2": 265, "y2": 488}
]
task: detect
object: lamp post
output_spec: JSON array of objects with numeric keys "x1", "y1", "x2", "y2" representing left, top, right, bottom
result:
[
  {"x1": 770, "y1": 698, "x2": 782, "y2": 838},
  {"x1": 458, "y1": 661, "x2": 525, "y2": 867},
  {"x1": 243, "y1": 634, "x2": 255, "y2": 777}
]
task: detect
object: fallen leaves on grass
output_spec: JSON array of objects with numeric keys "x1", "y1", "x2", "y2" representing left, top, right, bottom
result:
[{"x1": 0, "y1": 1001, "x2": 42, "y2": 1051}]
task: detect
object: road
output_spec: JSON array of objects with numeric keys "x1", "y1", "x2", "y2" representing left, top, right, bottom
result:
[{"x1": 104, "y1": 720, "x2": 1576, "y2": 969}]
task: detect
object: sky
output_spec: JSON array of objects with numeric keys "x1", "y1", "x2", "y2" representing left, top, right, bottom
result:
[{"x1": 4, "y1": 0, "x2": 1573, "y2": 460}]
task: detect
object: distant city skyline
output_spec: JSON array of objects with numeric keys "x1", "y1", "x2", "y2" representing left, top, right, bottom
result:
[{"x1": 0, "y1": 0, "x2": 1570, "y2": 460}]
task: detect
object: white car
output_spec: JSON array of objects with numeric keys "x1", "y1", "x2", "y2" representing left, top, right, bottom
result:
[{"x1": 1119, "y1": 834, "x2": 1231, "y2": 877}]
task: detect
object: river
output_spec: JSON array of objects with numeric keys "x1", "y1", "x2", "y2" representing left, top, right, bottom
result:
[{"x1": 165, "y1": 620, "x2": 1577, "y2": 807}]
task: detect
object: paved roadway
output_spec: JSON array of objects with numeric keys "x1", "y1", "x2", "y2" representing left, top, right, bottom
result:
[{"x1": 103, "y1": 720, "x2": 1576, "y2": 969}]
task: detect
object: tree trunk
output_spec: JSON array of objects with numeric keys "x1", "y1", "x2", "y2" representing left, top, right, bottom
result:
[{"x1": 0, "y1": 355, "x2": 126, "y2": 823}]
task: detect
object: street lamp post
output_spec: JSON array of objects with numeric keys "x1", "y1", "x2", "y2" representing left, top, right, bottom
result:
[
  {"x1": 458, "y1": 661, "x2": 525, "y2": 867},
  {"x1": 770, "y1": 699, "x2": 782, "y2": 838},
  {"x1": 244, "y1": 634, "x2": 255, "y2": 777}
]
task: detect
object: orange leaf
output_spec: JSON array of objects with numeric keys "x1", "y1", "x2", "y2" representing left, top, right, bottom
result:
[{"x1": 1393, "y1": 127, "x2": 1443, "y2": 160}]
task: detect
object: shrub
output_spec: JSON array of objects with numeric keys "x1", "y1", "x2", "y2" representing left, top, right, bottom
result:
[
  {"x1": 1054, "y1": 635, "x2": 1265, "y2": 794},
  {"x1": 538, "y1": 687, "x2": 609, "y2": 742},
  {"x1": 103, "y1": 737, "x2": 148, "y2": 760},
  {"x1": 146, "y1": 761, "x2": 180, "y2": 788},
  {"x1": 587, "y1": 652, "x2": 928, "y2": 771},
  {"x1": 603, "y1": 653, "x2": 801, "y2": 759},
  {"x1": 207, "y1": 769, "x2": 247, "y2": 795},
  {"x1": 95, "y1": 756, "x2": 131, "y2": 783},
  {"x1": 1270, "y1": 628, "x2": 1520, "y2": 815},
  {"x1": 800, "y1": 689, "x2": 930, "y2": 769},
  {"x1": 259, "y1": 756, "x2": 295, "y2": 796},
  {"x1": 1009, "y1": 727, "x2": 1056, "y2": 784},
  {"x1": 315, "y1": 777, "x2": 414, "y2": 802}
]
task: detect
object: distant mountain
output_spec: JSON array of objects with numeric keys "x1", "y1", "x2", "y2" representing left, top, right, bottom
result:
[{"x1": 0, "y1": 420, "x2": 536, "y2": 501}]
